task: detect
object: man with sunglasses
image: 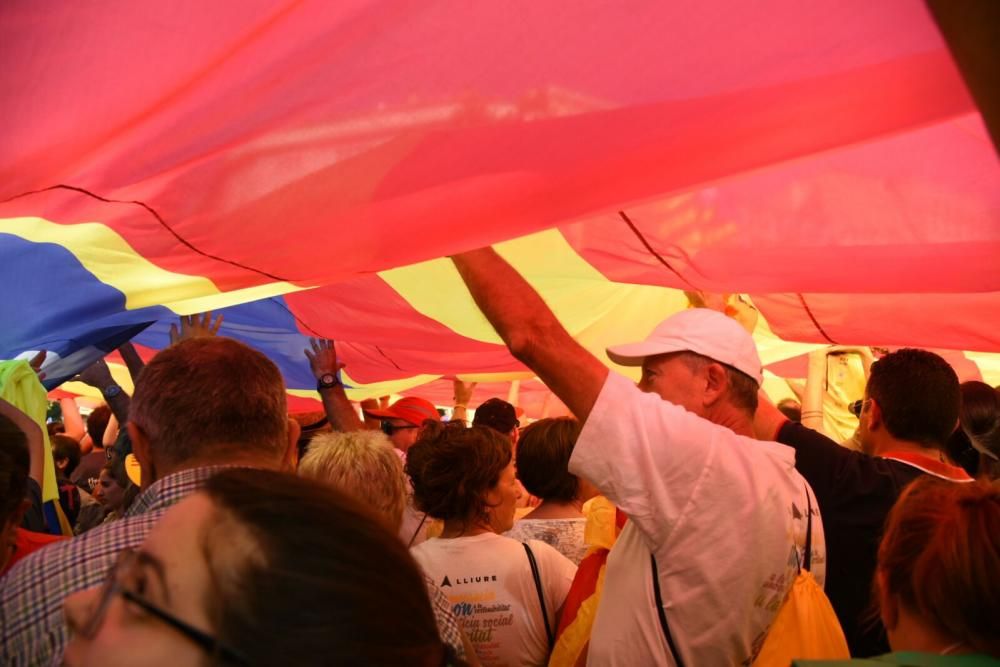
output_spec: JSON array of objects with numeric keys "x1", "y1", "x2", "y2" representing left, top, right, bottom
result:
[{"x1": 755, "y1": 347, "x2": 974, "y2": 657}]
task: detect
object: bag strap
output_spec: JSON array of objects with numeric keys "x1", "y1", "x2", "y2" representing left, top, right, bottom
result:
[
  {"x1": 522, "y1": 542, "x2": 555, "y2": 650},
  {"x1": 651, "y1": 555, "x2": 686, "y2": 667},
  {"x1": 407, "y1": 512, "x2": 428, "y2": 548},
  {"x1": 803, "y1": 484, "x2": 813, "y2": 572}
]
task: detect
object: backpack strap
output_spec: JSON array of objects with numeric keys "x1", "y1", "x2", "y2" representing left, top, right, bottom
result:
[
  {"x1": 523, "y1": 542, "x2": 555, "y2": 650},
  {"x1": 651, "y1": 555, "x2": 686, "y2": 667},
  {"x1": 803, "y1": 484, "x2": 814, "y2": 572}
]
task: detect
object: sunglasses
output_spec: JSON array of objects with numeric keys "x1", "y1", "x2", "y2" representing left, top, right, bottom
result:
[
  {"x1": 381, "y1": 421, "x2": 419, "y2": 437},
  {"x1": 848, "y1": 399, "x2": 871, "y2": 418}
]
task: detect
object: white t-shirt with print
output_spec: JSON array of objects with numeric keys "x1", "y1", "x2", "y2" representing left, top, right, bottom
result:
[
  {"x1": 411, "y1": 533, "x2": 576, "y2": 667},
  {"x1": 570, "y1": 372, "x2": 825, "y2": 666},
  {"x1": 505, "y1": 518, "x2": 588, "y2": 565}
]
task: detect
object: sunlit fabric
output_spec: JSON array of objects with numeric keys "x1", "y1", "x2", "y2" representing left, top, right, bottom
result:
[{"x1": 1, "y1": 1, "x2": 997, "y2": 411}]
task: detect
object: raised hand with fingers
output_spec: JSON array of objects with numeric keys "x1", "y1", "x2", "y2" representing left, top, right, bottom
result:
[
  {"x1": 169, "y1": 312, "x2": 223, "y2": 345},
  {"x1": 453, "y1": 379, "x2": 477, "y2": 407},
  {"x1": 304, "y1": 338, "x2": 345, "y2": 381},
  {"x1": 76, "y1": 358, "x2": 115, "y2": 389}
]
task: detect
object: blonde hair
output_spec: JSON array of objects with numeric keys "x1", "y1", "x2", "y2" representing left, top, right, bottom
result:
[{"x1": 298, "y1": 430, "x2": 407, "y2": 531}]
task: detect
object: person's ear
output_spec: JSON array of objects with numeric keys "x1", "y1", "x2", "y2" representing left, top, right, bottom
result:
[
  {"x1": 55, "y1": 458, "x2": 67, "y2": 472},
  {"x1": 868, "y1": 399, "x2": 884, "y2": 432},
  {"x1": 703, "y1": 362, "x2": 728, "y2": 407},
  {"x1": 127, "y1": 422, "x2": 155, "y2": 490},
  {"x1": 282, "y1": 418, "x2": 302, "y2": 471}
]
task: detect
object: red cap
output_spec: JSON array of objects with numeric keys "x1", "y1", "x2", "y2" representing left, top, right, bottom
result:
[{"x1": 363, "y1": 396, "x2": 441, "y2": 426}]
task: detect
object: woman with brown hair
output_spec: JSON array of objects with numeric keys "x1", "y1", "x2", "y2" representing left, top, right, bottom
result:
[
  {"x1": 62, "y1": 468, "x2": 456, "y2": 666},
  {"x1": 504, "y1": 417, "x2": 599, "y2": 564},
  {"x1": 796, "y1": 476, "x2": 1000, "y2": 665},
  {"x1": 406, "y1": 422, "x2": 577, "y2": 667}
]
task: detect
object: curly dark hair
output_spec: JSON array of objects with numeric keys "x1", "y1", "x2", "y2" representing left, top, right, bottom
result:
[
  {"x1": 405, "y1": 421, "x2": 512, "y2": 527},
  {"x1": 867, "y1": 348, "x2": 960, "y2": 447},
  {"x1": 516, "y1": 417, "x2": 582, "y2": 503}
]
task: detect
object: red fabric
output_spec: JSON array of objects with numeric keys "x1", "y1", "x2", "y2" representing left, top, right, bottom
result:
[{"x1": 3, "y1": 529, "x2": 68, "y2": 577}]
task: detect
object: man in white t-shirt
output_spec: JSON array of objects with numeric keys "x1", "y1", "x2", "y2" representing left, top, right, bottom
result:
[{"x1": 451, "y1": 248, "x2": 824, "y2": 666}]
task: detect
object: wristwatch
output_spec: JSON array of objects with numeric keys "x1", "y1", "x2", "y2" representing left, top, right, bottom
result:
[
  {"x1": 102, "y1": 384, "x2": 122, "y2": 399},
  {"x1": 317, "y1": 373, "x2": 340, "y2": 390}
]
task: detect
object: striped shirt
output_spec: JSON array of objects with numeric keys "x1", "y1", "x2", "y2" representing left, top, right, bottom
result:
[{"x1": 0, "y1": 466, "x2": 221, "y2": 667}]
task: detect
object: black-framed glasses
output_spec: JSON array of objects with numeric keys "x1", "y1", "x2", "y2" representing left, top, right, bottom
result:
[
  {"x1": 381, "y1": 420, "x2": 419, "y2": 437},
  {"x1": 82, "y1": 548, "x2": 249, "y2": 665},
  {"x1": 848, "y1": 399, "x2": 871, "y2": 418}
]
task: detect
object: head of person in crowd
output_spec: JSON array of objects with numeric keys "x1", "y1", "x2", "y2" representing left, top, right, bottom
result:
[
  {"x1": 85, "y1": 405, "x2": 111, "y2": 451},
  {"x1": 947, "y1": 381, "x2": 1000, "y2": 480},
  {"x1": 0, "y1": 413, "x2": 30, "y2": 573},
  {"x1": 63, "y1": 468, "x2": 451, "y2": 667},
  {"x1": 126, "y1": 337, "x2": 300, "y2": 490},
  {"x1": 516, "y1": 417, "x2": 597, "y2": 509},
  {"x1": 776, "y1": 398, "x2": 802, "y2": 423},
  {"x1": 876, "y1": 476, "x2": 999, "y2": 657},
  {"x1": 47, "y1": 421, "x2": 66, "y2": 438},
  {"x1": 607, "y1": 308, "x2": 762, "y2": 432},
  {"x1": 363, "y1": 396, "x2": 441, "y2": 453},
  {"x1": 472, "y1": 398, "x2": 520, "y2": 444},
  {"x1": 856, "y1": 348, "x2": 960, "y2": 457},
  {"x1": 299, "y1": 429, "x2": 407, "y2": 532},
  {"x1": 93, "y1": 462, "x2": 129, "y2": 515},
  {"x1": 406, "y1": 421, "x2": 521, "y2": 535},
  {"x1": 52, "y1": 434, "x2": 82, "y2": 480}
]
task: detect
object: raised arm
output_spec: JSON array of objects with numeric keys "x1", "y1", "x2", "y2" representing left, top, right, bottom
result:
[
  {"x1": 0, "y1": 397, "x2": 44, "y2": 486},
  {"x1": 304, "y1": 338, "x2": 364, "y2": 432},
  {"x1": 451, "y1": 379, "x2": 476, "y2": 423},
  {"x1": 77, "y1": 358, "x2": 130, "y2": 424},
  {"x1": 117, "y1": 341, "x2": 145, "y2": 384},
  {"x1": 59, "y1": 397, "x2": 85, "y2": 443},
  {"x1": 451, "y1": 248, "x2": 607, "y2": 422}
]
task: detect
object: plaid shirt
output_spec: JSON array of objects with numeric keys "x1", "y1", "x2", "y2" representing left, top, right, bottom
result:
[
  {"x1": 0, "y1": 466, "x2": 223, "y2": 667},
  {"x1": 426, "y1": 576, "x2": 466, "y2": 660}
]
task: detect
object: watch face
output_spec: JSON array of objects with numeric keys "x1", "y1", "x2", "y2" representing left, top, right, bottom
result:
[{"x1": 320, "y1": 374, "x2": 337, "y2": 386}]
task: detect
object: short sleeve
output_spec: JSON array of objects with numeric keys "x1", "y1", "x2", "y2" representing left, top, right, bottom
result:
[{"x1": 570, "y1": 372, "x2": 796, "y2": 550}]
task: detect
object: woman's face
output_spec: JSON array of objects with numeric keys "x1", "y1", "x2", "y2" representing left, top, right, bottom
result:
[
  {"x1": 486, "y1": 460, "x2": 522, "y2": 534},
  {"x1": 94, "y1": 470, "x2": 126, "y2": 512},
  {"x1": 63, "y1": 494, "x2": 220, "y2": 667}
]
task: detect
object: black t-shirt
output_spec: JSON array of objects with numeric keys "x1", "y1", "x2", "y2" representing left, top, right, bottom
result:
[
  {"x1": 71, "y1": 449, "x2": 107, "y2": 493},
  {"x1": 775, "y1": 421, "x2": 924, "y2": 657}
]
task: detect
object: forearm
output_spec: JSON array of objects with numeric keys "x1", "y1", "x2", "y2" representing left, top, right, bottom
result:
[
  {"x1": 118, "y1": 342, "x2": 145, "y2": 383},
  {"x1": 104, "y1": 391, "x2": 130, "y2": 425},
  {"x1": 59, "y1": 398, "x2": 85, "y2": 442},
  {"x1": 451, "y1": 248, "x2": 606, "y2": 422},
  {"x1": 318, "y1": 386, "x2": 364, "y2": 432},
  {"x1": 102, "y1": 414, "x2": 119, "y2": 448},
  {"x1": 801, "y1": 351, "x2": 826, "y2": 433}
]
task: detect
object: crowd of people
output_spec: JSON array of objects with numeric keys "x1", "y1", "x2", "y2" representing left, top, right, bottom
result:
[{"x1": 0, "y1": 253, "x2": 998, "y2": 666}]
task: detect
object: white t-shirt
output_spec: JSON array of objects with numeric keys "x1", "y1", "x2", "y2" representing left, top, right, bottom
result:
[
  {"x1": 411, "y1": 533, "x2": 577, "y2": 667},
  {"x1": 570, "y1": 373, "x2": 825, "y2": 666}
]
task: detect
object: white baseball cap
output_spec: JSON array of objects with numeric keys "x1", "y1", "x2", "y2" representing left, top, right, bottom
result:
[{"x1": 606, "y1": 308, "x2": 764, "y2": 385}]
